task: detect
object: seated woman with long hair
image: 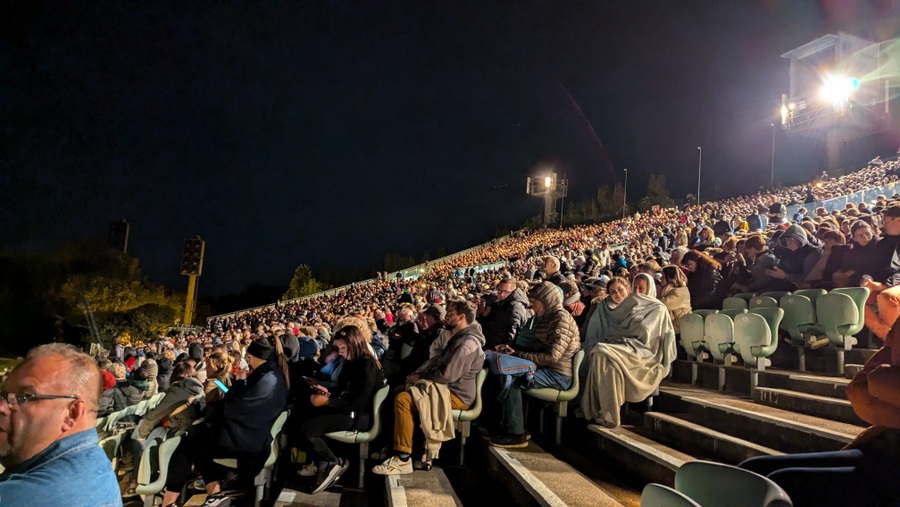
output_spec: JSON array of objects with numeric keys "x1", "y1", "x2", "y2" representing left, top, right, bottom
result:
[
  {"x1": 580, "y1": 276, "x2": 676, "y2": 428},
  {"x1": 658, "y1": 266, "x2": 691, "y2": 334},
  {"x1": 293, "y1": 325, "x2": 384, "y2": 494},
  {"x1": 681, "y1": 250, "x2": 725, "y2": 310}
]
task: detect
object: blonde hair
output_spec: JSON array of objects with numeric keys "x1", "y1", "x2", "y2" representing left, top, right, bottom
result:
[{"x1": 207, "y1": 351, "x2": 235, "y2": 381}]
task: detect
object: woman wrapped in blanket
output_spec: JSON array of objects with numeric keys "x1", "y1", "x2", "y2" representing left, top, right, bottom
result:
[{"x1": 580, "y1": 276, "x2": 675, "y2": 428}]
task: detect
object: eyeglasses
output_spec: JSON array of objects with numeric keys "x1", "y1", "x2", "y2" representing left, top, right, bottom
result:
[{"x1": 0, "y1": 391, "x2": 78, "y2": 411}]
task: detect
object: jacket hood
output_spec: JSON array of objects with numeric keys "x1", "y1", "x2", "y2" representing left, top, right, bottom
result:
[
  {"x1": 452, "y1": 322, "x2": 486, "y2": 349},
  {"x1": 780, "y1": 224, "x2": 809, "y2": 248},
  {"x1": 528, "y1": 281, "x2": 564, "y2": 313},
  {"x1": 173, "y1": 376, "x2": 204, "y2": 395},
  {"x1": 157, "y1": 358, "x2": 174, "y2": 374}
]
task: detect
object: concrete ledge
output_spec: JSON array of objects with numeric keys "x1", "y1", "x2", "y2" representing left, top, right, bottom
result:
[
  {"x1": 753, "y1": 387, "x2": 865, "y2": 426},
  {"x1": 489, "y1": 445, "x2": 624, "y2": 507},
  {"x1": 588, "y1": 424, "x2": 692, "y2": 486},
  {"x1": 644, "y1": 412, "x2": 783, "y2": 465},
  {"x1": 385, "y1": 468, "x2": 462, "y2": 507}
]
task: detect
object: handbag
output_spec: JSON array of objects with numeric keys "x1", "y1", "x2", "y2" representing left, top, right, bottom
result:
[{"x1": 484, "y1": 350, "x2": 536, "y2": 400}]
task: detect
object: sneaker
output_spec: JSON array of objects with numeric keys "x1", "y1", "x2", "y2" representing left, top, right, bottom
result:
[
  {"x1": 298, "y1": 462, "x2": 318, "y2": 477},
  {"x1": 122, "y1": 486, "x2": 139, "y2": 498},
  {"x1": 490, "y1": 433, "x2": 530, "y2": 449},
  {"x1": 332, "y1": 458, "x2": 351, "y2": 484},
  {"x1": 311, "y1": 461, "x2": 343, "y2": 494},
  {"x1": 200, "y1": 493, "x2": 231, "y2": 507},
  {"x1": 371, "y1": 455, "x2": 413, "y2": 475}
]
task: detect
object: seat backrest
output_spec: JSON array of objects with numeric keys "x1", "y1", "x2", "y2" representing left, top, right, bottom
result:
[
  {"x1": 816, "y1": 293, "x2": 860, "y2": 339},
  {"x1": 705, "y1": 313, "x2": 736, "y2": 361},
  {"x1": 641, "y1": 483, "x2": 701, "y2": 507},
  {"x1": 691, "y1": 309, "x2": 718, "y2": 319},
  {"x1": 749, "y1": 307, "x2": 784, "y2": 342},
  {"x1": 722, "y1": 297, "x2": 748, "y2": 311},
  {"x1": 732, "y1": 292, "x2": 755, "y2": 302},
  {"x1": 365, "y1": 384, "x2": 391, "y2": 438},
  {"x1": 99, "y1": 433, "x2": 122, "y2": 463},
  {"x1": 750, "y1": 296, "x2": 779, "y2": 310},
  {"x1": 674, "y1": 460, "x2": 793, "y2": 507},
  {"x1": 719, "y1": 308, "x2": 746, "y2": 319},
  {"x1": 828, "y1": 287, "x2": 869, "y2": 335},
  {"x1": 679, "y1": 314, "x2": 706, "y2": 359},
  {"x1": 466, "y1": 368, "x2": 488, "y2": 419},
  {"x1": 567, "y1": 350, "x2": 585, "y2": 395},
  {"x1": 779, "y1": 295, "x2": 816, "y2": 340},
  {"x1": 263, "y1": 410, "x2": 291, "y2": 468},
  {"x1": 136, "y1": 435, "x2": 183, "y2": 495}
]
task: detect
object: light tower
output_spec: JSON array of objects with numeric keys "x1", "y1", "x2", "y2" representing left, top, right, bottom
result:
[
  {"x1": 780, "y1": 32, "x2": 891, "y2": 170},
  {"x1": 526, "y1": 172, "x2": 568, "y2": 227},
  {"x1": 179, "y1": 236, "x2": 205, "y2": 326}
]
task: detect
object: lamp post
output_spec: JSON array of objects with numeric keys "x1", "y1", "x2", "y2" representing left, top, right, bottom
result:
[
  {"x1": 696, "y1": 146, "x2": 702, "y2": 205},
  {"x1": 770, "y1": 123, "x2": 776, "y2": 188},
  {"x1": 622, "y1": 168, "x2": 628, "y2": 220}
]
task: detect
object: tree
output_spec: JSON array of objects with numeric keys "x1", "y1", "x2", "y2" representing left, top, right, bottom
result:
[
  {"x1": 645, "y1": 173, "x2": 675, "y2": 209},
  {"x1": 283, "y1": 264, "x2": 322, "y2": 301}
]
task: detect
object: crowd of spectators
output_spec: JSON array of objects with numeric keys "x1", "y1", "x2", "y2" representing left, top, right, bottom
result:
[{"x1": 4, "y1": 160, "x2": 900, "y2": 506}]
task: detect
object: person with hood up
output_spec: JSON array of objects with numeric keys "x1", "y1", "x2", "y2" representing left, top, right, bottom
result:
[
  {"x1": 488, "y1": 281, "x2": 580, "y2": 449},
  {"x1": 765, "y1": 224, "x2": 823, "y2": 290},
  {"x1": 373, "y1": 299, "x2": 485, "y2": 475},
  {"x1": 97, "y1": 368, "x2": 120, "y2": 417},
  {"x1": 560, "y1": 280, "x2": 587, "y2": 327}
]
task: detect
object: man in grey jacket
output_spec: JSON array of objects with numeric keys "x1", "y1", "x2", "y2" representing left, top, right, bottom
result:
[{"x1": 373, "y1": 299, "x2": 485, "y2": 475}]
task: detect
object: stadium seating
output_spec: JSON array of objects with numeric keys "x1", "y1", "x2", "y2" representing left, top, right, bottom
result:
[
  {"x1": 451, "y1": 368, "x2": 487, "y2": 464},
  {"x1": 722, "y1": 296, "x2": 748, "y2": 311},
  {"x1": 779, "y1": 292, "x2": 821, "y2": 371},
  {"x1": 135, "y1": 435, "x2": 183, "y2": 507},
  {"x1": 524, "y1": 350, "x2": 585, "y2": 445},
  {"x1": 324, "y1": 384, "x2": 390, "y2": 488},
  {"x1": 816, "y1": 287, "x2": 869, "y2": 375},
  {"x1": 674, "y1": 460, "x2": 793, "y2": 507},
  {"x1": 750, "y1": 296, "x2": 779, "y2": 310},
  {"x1": 733, "y1": 307, "x2": 784, "y2": 387}
]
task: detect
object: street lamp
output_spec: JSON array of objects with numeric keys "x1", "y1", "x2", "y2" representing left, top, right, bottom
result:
[
  {"x1": 622, "y1": 168, "x2": 628, "y2": 220},
  {"x1": 770, "y1": 123, "x2": 776, "y2": 187},
  {"x1": 696, "y1": 146, "x2": 702, "y2": 205}
]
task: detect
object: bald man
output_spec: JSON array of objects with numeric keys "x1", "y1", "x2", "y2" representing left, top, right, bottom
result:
[{"x1": 0, "y1": 344, "x2": 121, "y2": 506}]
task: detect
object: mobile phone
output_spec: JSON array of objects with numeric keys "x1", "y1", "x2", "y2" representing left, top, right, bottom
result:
[{"x1": 214, "y1": 380, "x2": 229, "y2": 393}]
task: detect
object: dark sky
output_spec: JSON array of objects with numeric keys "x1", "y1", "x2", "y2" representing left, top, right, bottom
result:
[{"x1": 3, "y1": 1, "x2": 900, "y2": 295}]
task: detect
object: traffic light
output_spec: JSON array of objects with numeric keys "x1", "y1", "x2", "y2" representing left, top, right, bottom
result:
[{"x1": 179, "y1": 237, "x2": 205, "y2": 276}]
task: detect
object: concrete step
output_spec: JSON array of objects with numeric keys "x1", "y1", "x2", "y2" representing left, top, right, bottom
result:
[
  {"x1": 657, "y1": 384, "x2": 860, "y2": 454},
  {"x1": 274, "y1": 488, "x2": 341, "y2": 507},
  {"x1": 845, "y1": 347, "x2": 878, "y2": 365},
  {"x1": 753, "y1": 387, "x2": 866, "y2": 426},
  {"x1": 757, "y1": 370, "x2": 850, "y2": 400},
  {"x1": 588, "y1": 424, "x2": 694, "y2": 486},
  {"x1": 641, "y1": 412, "x2": 783, "y2": 465},
  {"x1": 489, "y1": 444, "x2": 626, "y2": 507},
  {"x1": 386, "y1": 468, "x2": 462, "y2": 507}
]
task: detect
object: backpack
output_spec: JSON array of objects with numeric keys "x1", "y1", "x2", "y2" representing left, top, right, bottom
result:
[{"x1": 484, "y1": 350, "x2": 536, "y2": 401}]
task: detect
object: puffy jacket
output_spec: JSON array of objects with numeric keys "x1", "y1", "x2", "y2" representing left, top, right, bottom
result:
[
  {"x1": 687, "y1": 266, "x2": 724, "y2": 310},
  {"x1": 141, "y1": 359, "x2": 159, "y2": 399},
  {"x1": 483, "y1": 288, "x2": 529, "y2": 350},
  {"x1": 137, "y1": 377, "x2": 205, "y2": 439},
  {"x1": 517, "y1": 282, "x2": 580, "y2": 378}
]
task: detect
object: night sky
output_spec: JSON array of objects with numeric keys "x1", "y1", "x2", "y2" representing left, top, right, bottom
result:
[{"x1": 3, "y1": 2, "x2": 900, "y2": 296}]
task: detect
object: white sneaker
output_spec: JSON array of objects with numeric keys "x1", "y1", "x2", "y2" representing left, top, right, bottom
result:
[
  {"x1": 372, "y1": 455, "x2": 413, "y2": 475},
  {"x1": 298, "y1": 462, "x2": 318, "y2": 477}
]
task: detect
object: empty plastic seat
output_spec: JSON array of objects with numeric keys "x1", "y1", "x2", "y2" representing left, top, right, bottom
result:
[
  {"x1": 135, "y1": 435, "x2": 183, "y2": 507},
  {"x1": 779, "y1": 294, "x2": 818, "y2": 371},
  {"x1": 451, "y1": 368, "x2": 487, "y2": 463},
  {"x1": 732, "y1": 292, "x2": 756, "y2": 302},
  {"x1": 817, "y1": 287, "x2": 869, "y2": 375},
  {"x1": 791, "y1": 288, "x2": 826, "y2": 304},
  {"x1": 325, "y1": 384, "x2": 390, "y2": 488},
  {"x1": 691, "y1": 309, "x2": 718, "y2": 319},
  {"x1": 525, "y1": 350, "x2": 585, "y2": 445},
  {"x1": 641, "y1": 483, "x2": 701, "y2": 507},
  {"x1": 733, "y1": 307, "x2": 784, "y2": 371},
  {"x1": 722, "y1": 297, "x2": 748, "y2": 311},
  {"x1": 705, "y1": 313, "x2": 738, "y2": 363},
  {"x1": 98, "y1": 432, "x2": 124, "y2": 469},
  {"x1": 674, "y1": 460, "x2": 793, "y2": 507},
  {"x1": 679, "y1": 314, "x2": 707, "y2": 361},
  {"x1": 750, "y1": 296, "x2": 779, "y2": 310}
]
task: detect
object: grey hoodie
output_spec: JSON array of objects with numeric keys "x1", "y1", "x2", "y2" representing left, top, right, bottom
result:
[
  {"x1": 416, "y1": 323, "x2": 485, "y2": 406},
  {"x1": 778, "y1": 224, "x2": 823, "y2": 284}
]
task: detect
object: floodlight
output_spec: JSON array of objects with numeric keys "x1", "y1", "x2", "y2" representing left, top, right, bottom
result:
[
  {"x1": 820, "y1": 74, "x2": 856, "y2": 106},
  {"x1": 544, "y1": 176, "x2": 552, "y2": 188}
]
